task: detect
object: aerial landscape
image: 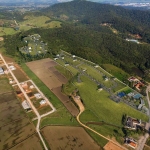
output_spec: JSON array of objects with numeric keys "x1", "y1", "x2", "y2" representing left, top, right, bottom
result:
[{"x1": 0, "y1": 0, "x2": 150, "y2": 150}]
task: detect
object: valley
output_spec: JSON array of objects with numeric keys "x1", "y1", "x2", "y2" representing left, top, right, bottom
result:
[{"x1": 0, "y1": 0, "x2": 150, "y2": 149}]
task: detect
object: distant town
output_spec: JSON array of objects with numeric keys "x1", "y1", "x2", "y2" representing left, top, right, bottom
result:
[{"x1": 115, "y1": 2, "x2": 150, "y2": 9}]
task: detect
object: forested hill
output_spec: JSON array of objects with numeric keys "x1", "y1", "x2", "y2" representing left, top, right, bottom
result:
[{"x1": 43, "y1": 0, "x2": 150, "y2": 42}]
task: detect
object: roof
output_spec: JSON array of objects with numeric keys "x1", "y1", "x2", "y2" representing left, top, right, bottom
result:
[
  {"x1": 22, "y1": 100, "x2": 31, "y2": 109},
  {"x1": 40, "y1": 100, "x2": 46, "y2": 105},
  {"x1": 129, "y1": 141, "x2": 137, "y2": 148},
  {"x1": 138, "y1": 104, "x2": 143, "y2": 110},
  {"x1": 118, "y1": 92, "x2": 126, "y2": 98},
  {"x1": 133, "y1": 94, "x2": 142, "y2": 99},
  {"x1": 140, "y1": 99, "x2": 145, "y2": 105}
]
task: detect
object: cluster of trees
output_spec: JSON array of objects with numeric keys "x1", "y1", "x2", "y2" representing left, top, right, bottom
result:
[{"x1": 4, "y1": 22, "x2": 150, "y2": 80}]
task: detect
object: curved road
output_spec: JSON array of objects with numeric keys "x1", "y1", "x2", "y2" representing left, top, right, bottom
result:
[{"x1": 73, "y1": 96, "x2": 127, "y2": 150}]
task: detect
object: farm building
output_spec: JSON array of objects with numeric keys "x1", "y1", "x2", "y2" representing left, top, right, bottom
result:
[
  {"x1": 0, "y1": 67, "x2": 4, "y2": 75},
  {"x1": 22, "y1": 100, "x2": 31, "y2": 110}
]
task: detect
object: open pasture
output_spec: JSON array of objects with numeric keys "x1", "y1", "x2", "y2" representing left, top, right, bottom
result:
[
  {"x1": 40, "y1": 106, "x2": 79, "y2": 127},
  {"x1": 41, "y1": 126, "x2": 101, "y2": 150},
  {"x1": 19, "y1": 15, "x2": 61, "y2": 31},
  {"x1": 0, "y1": 27, "x2": 18, "y2": 36}
]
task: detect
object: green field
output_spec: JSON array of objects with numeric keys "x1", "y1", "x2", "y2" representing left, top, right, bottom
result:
[
  {"x1": 102, "y1": 64, "x2": 129, "y2": 81},
  {"x1": 0, "y1": 27, "x2": 18, "y2": 36},
  {"x1": 40, "y1": 107, "x2": 79, "y2": 128},
  {"x1": 77, "y1": 76, "x2": 148, "y2": 140},
  {"x1": 19, "y1": 15, "x2": 61, "y2": 31}
]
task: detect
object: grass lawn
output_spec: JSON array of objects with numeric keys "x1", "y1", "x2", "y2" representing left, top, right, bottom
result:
[
  {"x1": 102, "y1": 64, "x2": 129, "y2": 81},
  {"x1": 115, "y1": 86, "x2": 133, "y2": 94},
  {"x1": 40, "y1": 107, "x2": 79, "y2": 128}
]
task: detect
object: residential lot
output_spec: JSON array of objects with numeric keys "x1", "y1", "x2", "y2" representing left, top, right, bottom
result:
[
  {"x1": 26, "y1": 58, "x2": 79, "y2": 116},
  {"x1": 41, "y1": 126, "x2": 101, "y2": 150}
]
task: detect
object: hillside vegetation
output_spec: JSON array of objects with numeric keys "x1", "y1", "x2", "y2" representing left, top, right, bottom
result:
[{"x1": 3, "y1": 0, "x2": 150, "y2": 81}]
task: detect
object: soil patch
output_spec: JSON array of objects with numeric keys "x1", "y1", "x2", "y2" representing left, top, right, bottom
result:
[
  {"x1": 104, "y1": 141, "x2": 124, "y2": 150},
  {"x1": 52, "y1": 86, "x2": 79, "y2": 116},
  {"x1": 53, "y1": 70, "x2": 68, "y2": 83},
  {"x1": 41, "y1": 126, "x2": 101, "y2": 150}
]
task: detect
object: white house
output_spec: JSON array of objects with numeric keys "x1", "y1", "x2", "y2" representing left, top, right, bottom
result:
[{"x1": 34, "y1": 93, "x2": 42, "y2": 99}]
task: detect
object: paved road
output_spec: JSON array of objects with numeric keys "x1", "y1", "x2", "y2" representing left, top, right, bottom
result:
[
  {"x1": 146, "y1": 85, "x2": 150, "y2": 122},
  {"x1": 136, "y1": 133, "x2": 149, "y2": 150},
  {"x1": 136, "y1": 85, "x2": 150, "y2": 150},
  {"x1": 0, "y1": 54, "x2": 50, "y2": 150}
]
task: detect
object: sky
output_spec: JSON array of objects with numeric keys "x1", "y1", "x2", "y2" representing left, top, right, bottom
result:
[{"x1": 0, "y1": 0, "x2": 148, "y2": 3}]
